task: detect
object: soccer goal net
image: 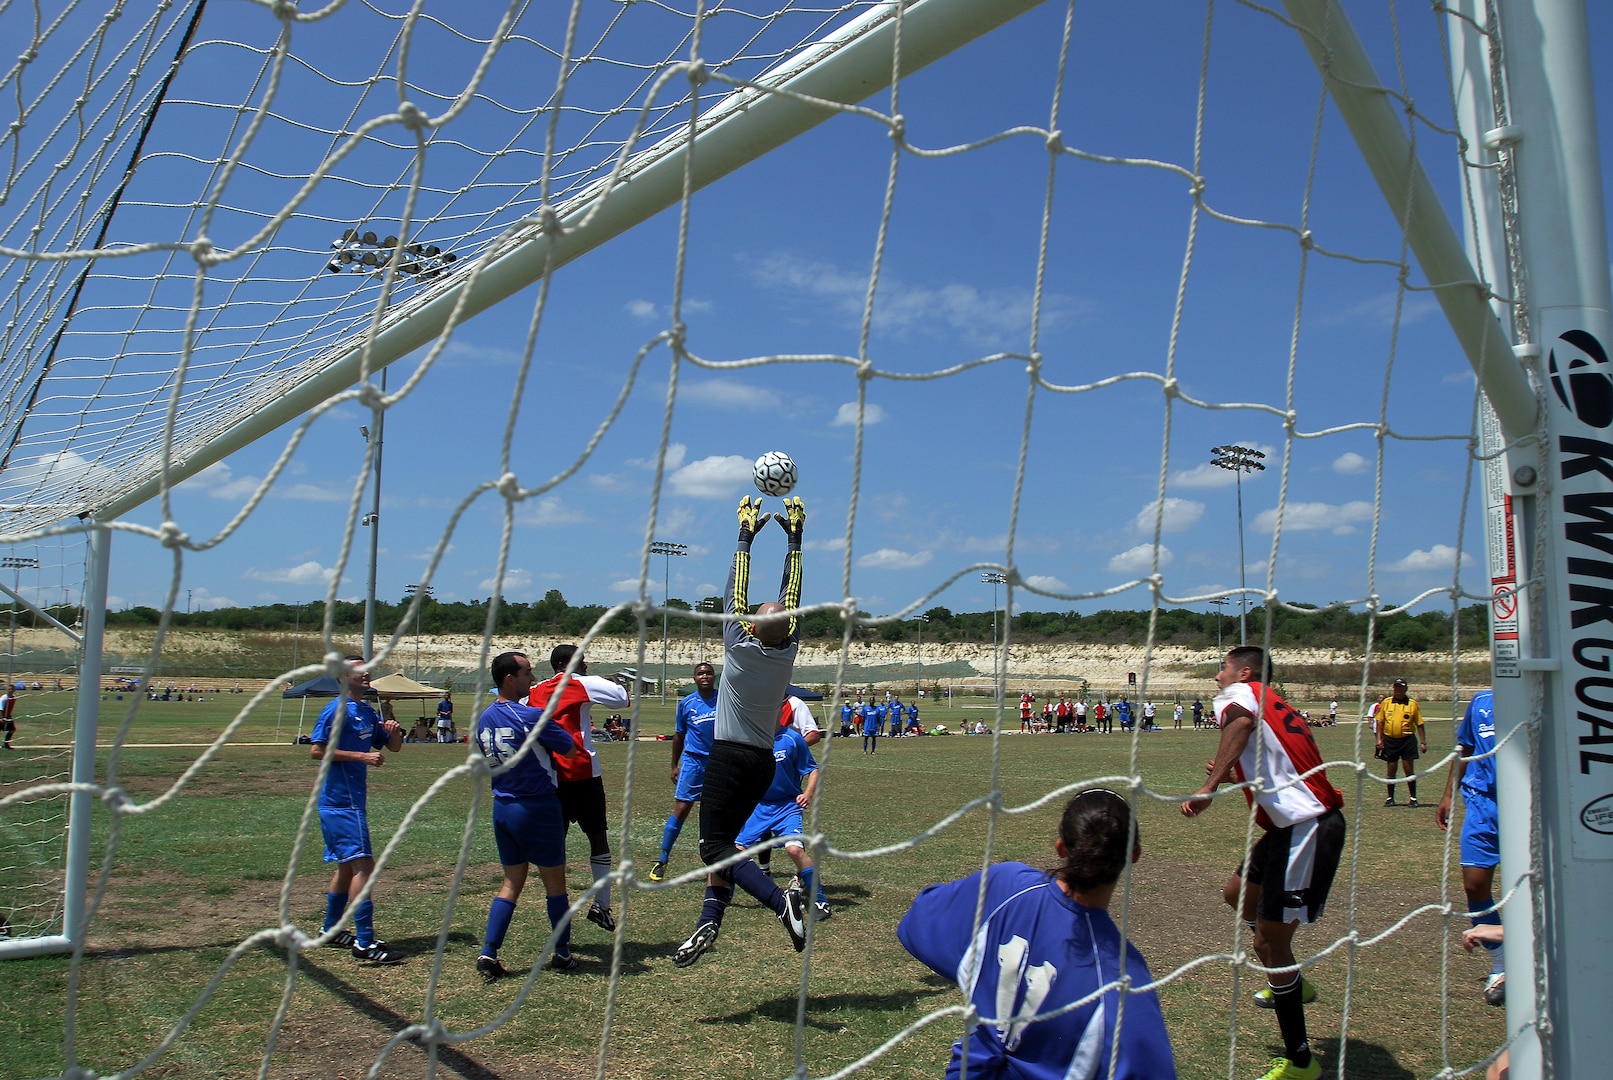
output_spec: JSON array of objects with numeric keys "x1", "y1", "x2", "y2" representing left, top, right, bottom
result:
[{"x1": 0, "y1": 0, "x2": 1603, "y2": 1077}]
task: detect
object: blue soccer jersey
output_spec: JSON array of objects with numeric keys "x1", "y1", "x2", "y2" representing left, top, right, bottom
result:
[
  {"x1": 761, "y1": 726, "x2": 817, "y2": 805},
  {"x1": 898, "y1": 863, "x2": 1176, "y2": 1080},
  {"x1": 1456, "y1": 690, "x2": 1497, "y2": 798},
  {"x1": 310, "y1": 698, "x2": 390, "y2": 810},
  {"x1": 907, "y1": 703, "x2": 920, "y2": 726},
  {"x1": 675, "y1": 688, "x2": 719, "y2": 758},
  {"x1": 475, "y1": 698, "x2": 577, "y2": 800}
]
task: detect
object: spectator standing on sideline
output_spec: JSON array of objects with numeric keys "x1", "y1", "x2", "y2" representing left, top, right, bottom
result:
[
  {"x1": 1174, "y1": 701, "x2": 1184, "y2": 729},
  {"x1": 436, "y1": 691, "x2": 454, "y2": 743},
  {"x1": 0, "y1": 685, "x2": 16, "y2": 749},
  {"x1": 1020, "y1": 691, "x2": 1035, "y2": 733},
  {"x1": 1094, "y1": 700, "x2": 1109, "y2": 734},
  {"x1": 527, "y1": 644, "x2": 631, "y2": 931},
  {"x1": 1375, "y1": 678, "x2": 1427, "y2": 807},
  {"x1": 1192, "y1": 698, "x2": 1205, "y2": 729},
  {"x1": 473, "y1": 651, "x2": 581, "y2": 979},
  {"x1": 1074, "y1": 697, "x2": 1088, "y2": 731},
  {"x1": 651, "y1": 662, "x2": 718, "y2": 882},
  {"x1": 1437, "y1": 689, "x2": 1507, "y2": 1006},
  {"x1": 900, "y1": 789, "x2": 1177, "y2": 1079},
  {"x1": 310, "y1": 657, "x2": 405, "y2": 964}
]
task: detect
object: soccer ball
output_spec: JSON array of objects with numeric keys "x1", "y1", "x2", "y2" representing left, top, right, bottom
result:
[{"x1": 752, "y1": 451, "x2": 798, "y2": 496}]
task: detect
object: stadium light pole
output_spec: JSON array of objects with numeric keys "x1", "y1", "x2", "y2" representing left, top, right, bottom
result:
[
  {"x1": 697, "y1": 596, "x2": 720, "y2": 660},
  {"x1": 1209, "y1": 445, "x2": 1265, "y2": 645},
  {"x1": 359, "y1": 368, "x2": 387, "y2": 662},
  {"x1": 3, "y1": 555, "x2": 38, "y2": 686},
  {"x1": 911, "y1": 613, "x2": 929, "y2": 697},
  {"x1": 404, "y1": 583, "x2": 433, "y2": 680},
  {"x1": 1208, "y1": 597, "x2": 1230, "y2": 654},
  {"x1": 649, "y1": 541, "x2": 686, "y2": 703},
  {"x1": 982, "y1": 572, "x2": 1007, "y2": 705}
]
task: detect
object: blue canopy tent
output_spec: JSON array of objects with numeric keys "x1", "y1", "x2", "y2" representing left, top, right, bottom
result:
[{"x1": 281, "y1": 674, "x2": 377, "y2": 743}]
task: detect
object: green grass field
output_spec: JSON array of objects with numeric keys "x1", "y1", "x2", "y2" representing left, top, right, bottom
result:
[{"x1": 1, "y1": 694, "x2": 1503, "y2": 1079}]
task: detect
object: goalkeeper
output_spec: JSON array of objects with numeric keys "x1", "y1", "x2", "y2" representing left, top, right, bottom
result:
[{"x1": 673, "y1": 494, "x2": 810, "y2": 968}]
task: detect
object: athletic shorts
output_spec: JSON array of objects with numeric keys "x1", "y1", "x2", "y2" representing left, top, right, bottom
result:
[
  {"x1": 319, "y1": 806, "x2": 374, "y2": 864},
  {"x1": 1459, "y1": 788, "x2": 1500, "y2": 869},
  {"x1": 492, "y1": 794, "x2": 566, "y2": 868},
  {"x1": 698, "y1": 740, "x2": 775, "y2": 875},
  {"x1": 557, "y1": 775, "x2": 609, "y2": 837},
  {"x1": 675, "y1": 753, "x2": 708, "y2": 803},
  {"x1": 1244, "y1": 808, "x2": 1346, "y2": 925},
  {"x1": 1380, "y1": 734, "x2": 1419, "y2": 762},
  {"x1": 737, "y1": 800, "x2": 804, "y2": 850}
]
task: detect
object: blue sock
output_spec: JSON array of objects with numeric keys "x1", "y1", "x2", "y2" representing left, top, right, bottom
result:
[
  {"x1": 1469, "y1": 899, "x2": 1504, "y2": 971},
  {"x1": 731, "y1": 858, "x2": 785, "y2": 914},
  {"x1": 323, "y1": 891, "x2": 348, "y2": 933},
  {"x1": 799, "y1": 865, "x2": 824, "y2": 904},
  {"x1": 352, "y1": 898, "x2": 375, "y2": 948},
  {"x1": 484, "y1": 896, "x2": 516, "y2": 958},
  {"x1": 546, "y1": 893, "x2": 572, "y2": 958},
  {"x1": 700, "y1": 884, "x2": 733, "y2": 927},
  {"x1": 659, "y1": 815, "x2": 684, "y2": 863}
]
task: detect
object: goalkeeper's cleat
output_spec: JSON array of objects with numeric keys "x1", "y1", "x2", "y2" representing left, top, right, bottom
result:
[
  {"x1": 548, "y1": 951, "x2": 581, "y2": 973},
  {"x1": 476, "y1": 954, "x2": 507, "y2": 984},
  {"x1": 1253, "y1": 977, "x2": 1318, "y2": 1009},
  {"x1": 323, "y1": 928, "x2": 357, "y2": 949},
  {"x1": 648, "y1": 860, "x2": 668, "y2": 883},
  {"x1": 1408, "y1": 797, "x2": 1420, "y2": 808},
  {"x1": 779, "y1": 886, "x2": 807, "y2": 952},
  {"x1": 1484, "y1": 972, "x2": 1506, "y2": 1006},
  {"x1": 352, "y1": 940, "x2": 404, "y2": 965},
  {"x1": 587, "y1": 903, "x2": 616, "y2": 932},
  {"x1": 1256, "y1": 1055, "x2": 1321, "y2": 1080},
  {"x1": 674, "y1": 921, "x2": 720, "y2": 968},
  {"x1": 813, "y1": 900, "x2": 832, "y2": 922}
]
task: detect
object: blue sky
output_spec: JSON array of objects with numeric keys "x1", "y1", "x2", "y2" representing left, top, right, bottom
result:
[{"x1": 7, "y1": 1, "x2": 1612, "y2": 632}]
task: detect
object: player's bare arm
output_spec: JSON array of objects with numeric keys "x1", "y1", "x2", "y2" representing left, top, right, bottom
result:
[
  {"x1": 1182, "y1": 705, "x2": 1255, "y2": 817},
  {"x1": 796, "y1": 766, "x2": 820, "y2": 809},
  {"x1": 310, "y1": 742, "x2": 385, "y2": 768},
  {"x1": 669, "y1": 730, "x2": 685, "y2": 783},
  {"x1": 1436, "y1": 744, "x2": 1471, "y2": 831}
]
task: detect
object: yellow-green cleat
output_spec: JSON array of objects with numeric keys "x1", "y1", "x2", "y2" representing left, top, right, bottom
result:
[
  {"x1": 1257, "y1": 1055, "x2": 1322, "y2": 1080},
  {"x1": 1253, "y1": 976, "x2": 1318, "y2": 1009}
]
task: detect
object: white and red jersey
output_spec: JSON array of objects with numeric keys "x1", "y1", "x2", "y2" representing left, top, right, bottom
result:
[
  {"x1": 1213, "y1": 680, "x2": 1342, "y2": 829},
  {"x1": 1019, "y1": 693, "x2": 1034, "y2": 719},
  {"x1": 527, "y1": 673, "x2": 630, "y2": 784},
  {"x1": 778, "y1": 696, "x2": 820, "y2": 741}
]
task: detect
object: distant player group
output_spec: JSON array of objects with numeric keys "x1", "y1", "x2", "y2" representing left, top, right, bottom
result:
[{"x1": 304, "y1": 493, "x2": 1506, "y2": 1080}]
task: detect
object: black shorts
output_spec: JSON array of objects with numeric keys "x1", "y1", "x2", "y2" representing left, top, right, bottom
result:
[
  {"x1": 697, "y1": 740, "x2": 775, "y2": 876},
  {"x1": 556, "y1": 776, "x2": 609, "y2": 838},
  {"x1": 1243, "y1": 808, "x2": 1345, "y2": 925},
  {"x1": 1379, "y1": 734, "x2": 1419, "y2": 762}
]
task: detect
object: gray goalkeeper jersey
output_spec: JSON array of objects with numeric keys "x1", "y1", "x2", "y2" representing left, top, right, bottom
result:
[{"x1": 714, "y1": 633, "x2": 801, "y2": 749}]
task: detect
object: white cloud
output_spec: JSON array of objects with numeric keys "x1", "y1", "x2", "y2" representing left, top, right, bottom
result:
[
  {"x1": 803, "y1": 537, "x2": 847, "y2": 552},
  {"x1": 517, "y1": 495, "x2": 592, "y2": 526},
  {"x1": 1169, "y1": 445, "x2": 1277, "y2": 490},
  {"x1": 441, "y1": 339, "x2": 522, "y2": 367},
  {"x1": 611, "y1": 577, "x2": 643, "y2": 594},
  {"x1": 185, "y1": 461, "x2": 261, "y2": 501},
  {"x1": 629, "y1": 442, "x2": 688, "y2": 472},
  {"x1": 1023, "y1": 574, "x2": 1069, "y2": 593},
  {"x1": 280, "y1": 483, "x2": 347, "y2": 503},
  {"x1": 186, "y1": 586, "x2": 237, "y2": 610},
  {"x1": 1108, "y1": 544, "x2": 1172, "y2": 575},
  {"x1": 626, "y1": 299, "x2": 657, "y2": 319},
  {"x1": 748, "y1": 251, "x2": 1089, "y2": 347},
  {"x1": 832, "y1": 402, "x2": 886, "y2": 427},
  {"x1": 682, "y1": 379, "x2": 780, "y2": 411},
  {"x1": 246, "y1": 561, "x2": 337, "y2": 585},
  {"x1": 1253, "y1": 500, "x2": 1374, "y2": 533},
  {"x1": 1133, "y1": 497, "x2": 1205, "y2": 534},
  {"x1": 957, "y1": 534, "x2": 1008, "y2": 554},
  {"x1": 1318, "y1": 291, "x2": 1439, "y2": 329},
  {"x1": 1331, "y1": 452, "x2": 1369, "y2": 475},
  {"x1": 669, "y1": 454, "x2": 752, "y2": 498},
  {"x1": 856, "y1": 548, "x2": 933, "y2": 570},
  {"x1": 1386, "y1": 544, "x2": 1475, "y2": 572},
  {"x1": 480, "y1": 567, "x2": 534, "y2": 595}
]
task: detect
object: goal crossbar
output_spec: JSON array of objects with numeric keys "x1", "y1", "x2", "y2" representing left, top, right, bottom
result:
[{"x1": 91, "y1": 0, "x2": 1045, "y2": 526}]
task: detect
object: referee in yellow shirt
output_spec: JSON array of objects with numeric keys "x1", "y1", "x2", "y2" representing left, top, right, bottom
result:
[{"x1": 1374, "y1": 678, "x2": 1426, "y2": 806}]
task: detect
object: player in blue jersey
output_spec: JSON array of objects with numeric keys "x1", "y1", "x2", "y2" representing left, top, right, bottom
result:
[
  {"x1": 473, "y1": 651, "x2": 583, "y2": 980},
  {"x1": 673, "y1": 495, "x2": 810, "y2": 968},
  {"x1": 862, "y1": 699, "x2": 881, "y2": 754},
  {"x1": 651, "y1": 662, "x2": 718, "y2": 882},
  {"x1": 899, "y1": 788, "x2": 1176, "y2": 1080},
  {"x1": 310, "y1": 657, "x2": 404, "y2": 964},
  {"x1": 736, "y1": 712, "x2": 832, "y2": 921},
  {"x1": 1437, "y1": 689, "x2": 1505, "y2": 1005},
  {"x1": 906, "y1": 700, "x2": 920, "y2": 735},
  {"x1": 840, "y1": 700, "x2": 854, "y2": 737},
  {"x1": 1116, "y1": 697, "x2": 1134, "y2": 731}
]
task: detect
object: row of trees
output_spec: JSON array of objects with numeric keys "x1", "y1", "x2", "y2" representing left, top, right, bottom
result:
[{"x1": 98, "y1": 590, "x2": 1489, "y2": 652}]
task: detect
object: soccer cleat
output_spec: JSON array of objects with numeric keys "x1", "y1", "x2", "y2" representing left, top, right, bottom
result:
[
  {"x1": 587, "y1": 904, "x2": 617, "y2": 932},
  {"x1": 674, "y1": 921, "x2": 720, "y2": 968},
  {"x1": 813, "y1": 900, "x2": 832, "y2": 922},
  {"x1": 648, "y1": 861, "x2": 668, "y2": 883},
  {"x1": 352, "y1": 940, "x2": 404, "y2": 965},
  {"x1": 476, "y1": 954, "x2": 507, "y2": 983},
  {"x1": 1384, "y1": 796, "x2": 1397, "y2": 807},
  {"x1": 548, "y1": 951, "x2": 581, "y2": 972},
  {"x1": 1256, "y1": 1055, "x2": 1322, "y2": 1080},
  {"x1": 779, "y1": 886, "x2": 807, "y2": 952},
  {"x1": 1408, "y1": 798, "x2": 1420, "y2": 808},
  {"x1": 323, "y1": 928, "x2": 357, "y2": 949},
  {"x1": 1253, "y1": 977, "x2": 1318, "y2": 1009},
  {"x1": 1484, "y1": 972, "x2": 1507, "y2": 1007}
]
